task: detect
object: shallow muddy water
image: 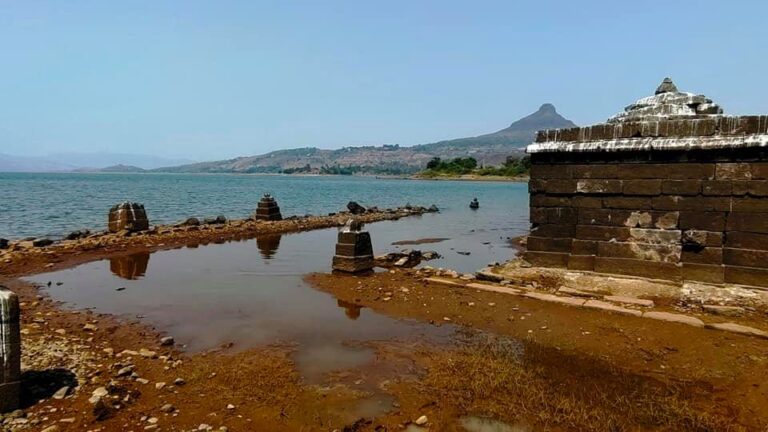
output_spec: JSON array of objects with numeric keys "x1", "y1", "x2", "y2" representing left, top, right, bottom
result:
[{"x1": 26, "y1": 214, "x2": 518, "y2": 383}]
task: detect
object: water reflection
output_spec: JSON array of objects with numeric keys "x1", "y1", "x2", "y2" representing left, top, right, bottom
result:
[
  {"x1": 337, "y1": 299, "x2": 362, "y2": 320},
  {"x1": 109, "y1": 252, "x2": 150, "y2": 280},
  {"x1": 256, "y1": 234, "x2": 282, "y2": 259}
]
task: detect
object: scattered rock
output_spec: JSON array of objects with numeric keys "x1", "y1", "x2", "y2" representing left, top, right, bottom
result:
[
  {"x1": 160, "y1": 403, "x2": 175, "y2": 413},
  {"x1": 415, "y1": 415, "x2": 428, "y2": 426},
  {"x1": 347, "y1": 201, "x2": 366, "y2": 215},
  {"x1": 83, "y1": 323, "x2": 98, "y2": 332},
  {"x1": 702, "y1": 305, "x2": 745, "y2": 317},
  {"x1": 160, "y1": 336, "x2": 175, "y2": 346},
  {"x1": 174, "y1": 377, "x2": 186, "y2": 386},
  {"x1": 32, "y1": 238, "x2": 54, "y2": 248},
  {"x1": 52, "y1": 386, "x2": 70, "y2": 399}
]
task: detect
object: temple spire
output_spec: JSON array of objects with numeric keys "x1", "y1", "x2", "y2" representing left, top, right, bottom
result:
[{"x1": 655, "y1": 77, "x2": 678, "y2": 95}]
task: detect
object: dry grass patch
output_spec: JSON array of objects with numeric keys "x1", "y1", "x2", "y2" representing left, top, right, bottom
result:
[{"x1": 421, "y1": 339, "x2": 747, "y2": 431}]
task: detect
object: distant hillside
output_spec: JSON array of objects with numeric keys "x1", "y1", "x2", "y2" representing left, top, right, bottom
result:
[
  {"x1": 74, "y1": 164, "x2": 146, "y2": 173},
  {"x1": 0, "y1": 152, "x2": 194, "y2": 172},
  {"x1": 156, "y1": 104, "x2": 576, "y2": 175}
]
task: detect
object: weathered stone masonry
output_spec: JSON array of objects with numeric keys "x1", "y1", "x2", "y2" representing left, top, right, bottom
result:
[{"x1": 525, "y1": 79, "x2": 768, "y2": 288}]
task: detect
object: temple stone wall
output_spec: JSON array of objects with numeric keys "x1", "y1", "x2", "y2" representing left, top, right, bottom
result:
[
  {"x1": 525, "y1": 79, "x2": 768, "y2": 288},
  {"x1": 526, "y1": 149, "x2": 768, "y2": 288}
]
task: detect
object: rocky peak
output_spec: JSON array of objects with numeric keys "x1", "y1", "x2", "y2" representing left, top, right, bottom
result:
[
  {"x1": 538, "y1": 103, "x2": 557, "y2": 114},
  {"x1": 608, "y1": 78, "x2": 723, "y2": 123}
]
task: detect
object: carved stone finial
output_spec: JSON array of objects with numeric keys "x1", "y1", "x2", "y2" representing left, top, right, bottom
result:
[{"x1": 655, "y1": 77, "x2": 678, "y2": 95}]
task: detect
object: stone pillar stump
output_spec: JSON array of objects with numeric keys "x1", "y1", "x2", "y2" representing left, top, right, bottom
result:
[
  {"x1": 108, "y1": 202, "x2": 149, "y2": 233},
  {"x1": 332, "y1": 222, "x2": 374, "y2": 273},
  {"x1": 0, "y1": 286, "x2": 20, "y2": 413},
  {"x1": 255, "y1": 194, "x2": 282, "y2": 221}
]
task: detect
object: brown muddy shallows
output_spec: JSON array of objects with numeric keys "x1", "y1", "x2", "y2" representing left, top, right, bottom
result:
[{"x1": 307, "y1": 270, "x2": 768, "y2": 431}]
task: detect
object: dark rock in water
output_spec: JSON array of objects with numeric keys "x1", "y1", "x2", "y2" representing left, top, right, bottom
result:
[
  {"x1": 181, "y1": 217, "x2": 200, "y2": 226},
  {"x1": 377, "y1": 249, "x2": 441, "y2": 268},
  {"x1": 0, "y1": 239, "x2": 7, "y2": 250},
  {"x1": 108, "y1": 202, "x2": 149, "y2": 233},
  {"x1": 457, "y1": 251, "x2": 471, "y2": 256},
  {"x1": 655, "y1": 77, "x2": 678, "y2": 95},
  {"x1": 32, "y1": 238, "x2": 54, "y2": 248},
  {"x1": 203, "y1": 216, "x2": 227, "y2": 225},
  {"x1": 346, "y1": 201, "x2": 366, "y2": 215},
  {"x1": 65, "y1": 229, "x2": 91, "y2": 241},
  {"x1": 469, "y1": 198, "x2": 479, "y2": 209},
  {"x1": 428, "y1": 204, "x2": 439, "y2": 212}
]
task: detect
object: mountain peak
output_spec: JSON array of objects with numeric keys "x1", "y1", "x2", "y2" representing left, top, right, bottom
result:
[{"x1": 538, "y1": 103, "x2": 557, "y2": 113}]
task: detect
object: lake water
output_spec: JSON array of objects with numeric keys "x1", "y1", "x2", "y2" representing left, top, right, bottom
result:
[
  {"x1": 18, "y1": 173, "x2": 530, "y2": 423},
  {"x1": 0, "y1": 172, "x2": 529, "y2": 240}
]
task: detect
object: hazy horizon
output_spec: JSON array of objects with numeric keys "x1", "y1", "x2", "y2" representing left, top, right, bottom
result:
[{"x1": 2, "y1": 0, "x2": 767, "y2": 161}]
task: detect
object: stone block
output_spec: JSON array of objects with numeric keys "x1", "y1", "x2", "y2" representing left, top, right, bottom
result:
[
  {"x1": 652, "y1": 196, "x2": 731, "y2": 212},
  {"x1": 530, "y1": 207, "x2": 548, "y2": 224},
  {"x1": 336, "y1": 232, "x2": 373, "y2": 256},
  {"x1": 526, "y1": 237, "x2": 572, "y2": 253},
  {"x1": 108, "y1": 202, "x2": 149, "y2": 233},
  {"x1": 724, "y1": 265, "x2": 768, "y2": 287},
  {"x1": 622, "y1": 180, "x2": 662, "y2": 196},
  {"x1": 603, "y1": 295, "x2": 654, "y2": 307},
  {"x1": 576, "y1": 179, "x2": 622, "y2": 194},
  {"x1": 597, "y1": 241, "x2": 681, "y2": 263},
  {"x1": 725, "y1": 232, "x2": 768, "y2": 250},
  {"x1": 544, "y1": 207, "x2": 578, "y2": 225},
  {"x1": 727, "y1": 212, "x2": 768, "y2": 233},
  {"x1": 732, "y1": 180, "x2": 768, "y2": 197},
  {"x1": 567, "y1": 255, "x2": 595, "y2": 271},
  {"x1": 594, "y1": 257, "x2": 682, "y2": 281},
  {"x1": 531, "y1": 224, "x2": 576, "y2": 238},
  {"x1": 732, "y1": 197, "x2": 768, "y2": 213},
  {"x1": 642, "y1": 311, "x2": 704, "y2": 328},
  {"x1": 681, "y1": 247, "x2": 723, "y2": 265},
  {"x1": 583, "y1": 300, "x2": 642, "y2": 317},
  {"x1": 571, "y1": 239, "x2": 598, "y2": 255},
  {"x1": 332, "y1": 256, "x2": 374, "y2": 273},
  {"x1": 575, "y1": 225, "x2": 631, "y2": 241},
  {"x1": 682, "y1": 263, "x2": 724, "y2": 284},
  {"x1": 715, "y1": 163, "x2": 752, "y2": 180},
  {"x1": 701, "y1": 181, "x2": 733, "y2": 196},
  {"x1": 572, "y1": 196, "x2": 603, "y2": 208},
  {"x1": 678, "y1": 211, "x2": 726, "y2": 231},
  {"x1": 661, "y1": 180, "x2": 701, "y2": 196},
  {"x1": 723, "y1": 248, "x2": 768, "y2": 268},
  {"x1": 578, "y1": 209, "x2": 632, "y2": 227},
  {"x1": 602, "y1": 197, "x2": 652, "y2": 210},
  {"x1": 682, "y1": 230, "x2": 723, "y2": 247},
  {"x1": 530, "y1": 194, "x2": 572, "y2": 208},
  {"x1": 571, "y1": 165, "x2": 619, "y2": 179},
  {"x1": 621, "y1": 164, "x2": 714, "y2": 180},
  {"x1": 543, "y1": 179, "x2": 578, "y2": 194},
  {"x1": 705, "y1": 322, "x2": 768, "y2": 339},
  {"x1": 524, "y1": 251, "x2": 569, "y2": 268},
  {"x1": 628, "y1": 228, "x2": 681, "y2": 245},
  {"x1": 530, "y1": 164, "x2": 572, "y2": 179}
]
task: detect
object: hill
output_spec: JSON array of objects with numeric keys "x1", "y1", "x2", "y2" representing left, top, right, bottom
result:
[{"x1": 156, "y1": 104, "x2": 575, "y2": 175}]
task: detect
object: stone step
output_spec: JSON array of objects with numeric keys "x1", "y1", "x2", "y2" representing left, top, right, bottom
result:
[{"x1": 604, "y1": 295, "x2": 655, "y2": 308}]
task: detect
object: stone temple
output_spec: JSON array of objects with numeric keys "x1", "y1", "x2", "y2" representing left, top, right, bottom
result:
[{"x1": 525, "y1": 78, "x2": 768, "y2": 288}]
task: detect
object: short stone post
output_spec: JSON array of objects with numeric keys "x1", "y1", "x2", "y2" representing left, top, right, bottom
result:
[
  {"x1": 108, "y1": 202, "x2": 149, "y2": 233},
  {"x1": 0, "y1": 286, "x2": 20, "y2": 412},
  {"x1": 254, "y1": 194, "x2": 282, "y2": 221},
  {"x1": 332, "y1": 219, "x2": 374, "y2": 273}
]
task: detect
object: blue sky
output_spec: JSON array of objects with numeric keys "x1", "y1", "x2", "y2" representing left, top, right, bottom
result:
[{"x1": 1, "y1": 0, "x2": 767, "y2": 160}]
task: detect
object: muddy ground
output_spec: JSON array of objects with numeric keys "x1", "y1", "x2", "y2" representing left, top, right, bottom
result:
[{"x1": 1, "y1": 209, "x2": 767, "y2": 431}]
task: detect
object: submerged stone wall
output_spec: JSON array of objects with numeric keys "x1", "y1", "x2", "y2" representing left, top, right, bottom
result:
[{"x1": 525, "y1": 79, "x2": 768, "y2": 288}]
